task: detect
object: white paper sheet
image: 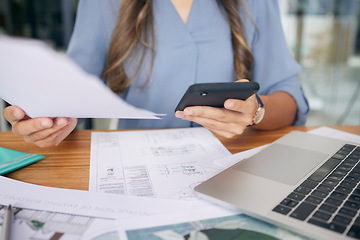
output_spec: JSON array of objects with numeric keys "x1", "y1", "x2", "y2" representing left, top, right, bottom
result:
[
  {"x1": 213, "y1": 145, "x2": 268, "y2": 169},
  {"x1": 0, "y1": 176, "x2": 191, "y2": 220},
  {"x1": 89, "y1": 127, "x2": 231, "y2": 200},
  {"x1": 0, "y1": 203, "x2": 121, "y2": 240},
  {"x1": 308, "y1": 126, "x2": 360, "y2": 144},
  {"x1": 115, "y1": 206, "x2": 308, "y2": 240},
  {"x1": 0, "y1": 37, "x2": 163, "y2": 119}
]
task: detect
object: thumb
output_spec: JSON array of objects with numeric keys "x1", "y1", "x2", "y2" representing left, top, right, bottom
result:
[{"x1": 235, "y1": 79, "x2": 250, "y2": 83}]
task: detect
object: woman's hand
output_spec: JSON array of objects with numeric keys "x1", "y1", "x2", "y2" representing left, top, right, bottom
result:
[
  {"x1": 3, "y1": 106, "x2": 77, "y2": 147},
  {"x1": 175, "y1": 93, "x2": 258, "y2": 138},
  {"x1": 175, "y1": 80, "x2": 259, "y2": 138},
  {"x1": 175, "y1": 78, "x2": 298, "y2": 137}
]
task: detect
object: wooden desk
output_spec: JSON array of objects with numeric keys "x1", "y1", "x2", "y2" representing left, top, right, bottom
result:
[{"x1": 1, "y1": 126, "x2": 359, "y2": 191}]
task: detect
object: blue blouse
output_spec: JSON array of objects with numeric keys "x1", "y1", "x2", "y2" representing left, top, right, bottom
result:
[{"x1": 67, "y1": 0, "x2": 309, "y2": 129}]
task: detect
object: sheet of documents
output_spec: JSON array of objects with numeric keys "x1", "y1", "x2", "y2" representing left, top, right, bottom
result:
[
  {"x1": 0, "y1": 176, "x2": 191, "y2": 220},
  {"x1": 308, "y1": 126, "x2": 360, "y2": 143},
  {"x1": 89, "y1": 127, "x2": 231, "y2": 200},
  {"x1": 0, "y1": 36, "x2": 163, "y2": 119},
  {"x1": 115, "y1": 208, "x2": 308, "y2": 240},
  {"x1": 0, "y1": 203, "x2": 121, "y2": 240},
  {"x1": 213, "y1": 144, "x2": 268, "y2": 169}
]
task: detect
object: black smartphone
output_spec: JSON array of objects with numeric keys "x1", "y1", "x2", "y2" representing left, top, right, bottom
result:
[{"x1": 175, "y1": 82, "x2": 259, "y2": 112}]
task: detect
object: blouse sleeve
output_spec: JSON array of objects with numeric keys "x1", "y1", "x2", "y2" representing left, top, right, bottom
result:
[
  {"x1": 66, "y1": 0, "x2": 119, "y2": 79},
  {"x1": 248, "y1": 0, "x2": 310, "y2": 125}
]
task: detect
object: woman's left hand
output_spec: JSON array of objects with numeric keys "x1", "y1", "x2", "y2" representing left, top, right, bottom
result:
[{"x1": 175, "y1": 81, "x2": 259, "y2": 138}]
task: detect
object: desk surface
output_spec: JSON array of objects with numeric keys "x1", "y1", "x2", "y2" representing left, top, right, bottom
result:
[{"x1": 1, "y1": 126, "x2": 359, "y2": 191}]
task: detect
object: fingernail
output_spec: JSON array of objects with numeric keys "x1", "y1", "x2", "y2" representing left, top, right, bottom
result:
[
  {"x1": 184, "y1": 109, "x2": 193, "y2": 116},
  {"x1": 13, "y1": 111, "x2": 20, "y2": 119},
  {"x1": 41, "y1": 120, "x2": 51, "y2": 128},
  {"x1": 176, "y1": 112, "x2": 185, "y2": 118},
  {"x1": 226, "y1": 100, "x2": 234, "y2": 109},
  {"x1": 57, "y1": 118, "x2": 67, "y2": 126}
]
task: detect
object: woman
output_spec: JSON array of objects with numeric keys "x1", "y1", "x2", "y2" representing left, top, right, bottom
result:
[{"x1": 3, "y1": 0, "x2": 309, "y2": 147}]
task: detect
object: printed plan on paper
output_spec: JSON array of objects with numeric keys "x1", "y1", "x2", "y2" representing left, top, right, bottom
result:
[
  {"x1": 116, "y1": 210, "x2": 308, "y2": 240},
  {"x1": 89, "y1": 127, "x2": 231, "y2": 200},
  {"x1": 0, "y1": 176, "x2": 191, "y2": 240},
  {"x1": 0, "y1": 204, "x2": 119, "y2": 240}
]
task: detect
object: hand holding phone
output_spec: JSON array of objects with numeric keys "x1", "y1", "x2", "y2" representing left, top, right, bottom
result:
[{"x1": 175, "y1": 82, "x2": 259, "y2": 112}]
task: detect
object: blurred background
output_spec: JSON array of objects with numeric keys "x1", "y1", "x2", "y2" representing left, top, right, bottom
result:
[
  {"x1": 279, "y1": 0, "x2": 360, "y2": 127},
  {"x1": 0, "y1": 0, "x2": 359, "y2": 131}
]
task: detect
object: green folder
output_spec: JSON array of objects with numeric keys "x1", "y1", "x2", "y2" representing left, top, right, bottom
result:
[{"x1": 0, "y1": 147, "x2": 44, "y2": 175}]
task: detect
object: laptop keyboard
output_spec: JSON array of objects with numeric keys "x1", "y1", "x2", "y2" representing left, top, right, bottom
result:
[{"x1": 272, "y1": 144, "x2": 360, "y2": 239}]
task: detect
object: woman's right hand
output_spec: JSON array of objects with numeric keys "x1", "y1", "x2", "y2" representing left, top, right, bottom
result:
[{"x1": 3, "y1": 106, "x2": 77, "y2": 148}]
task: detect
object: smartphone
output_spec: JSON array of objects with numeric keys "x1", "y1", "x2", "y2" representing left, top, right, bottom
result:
[{"x1": 175, "y1": 82, "x2": 259, "y2": 112}]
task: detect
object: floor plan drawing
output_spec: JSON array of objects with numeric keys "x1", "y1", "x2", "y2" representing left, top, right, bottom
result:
[
  {"x1": 0, "y1": 204, "x2": 120, "y2": 240},
  {"x1": 90, "y1": 128, "x2": 231, "y2": 201},
  {"x1": 125, "y1": 214, "x2": 308, "y2": 240}
]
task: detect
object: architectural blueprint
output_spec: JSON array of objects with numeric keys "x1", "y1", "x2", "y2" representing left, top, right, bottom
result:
[
  {"x1": 89, "y1": 128, "x2": 231, "y2": 200},
  {"x1": 0, "y1": 204, "x2": 120, "y2": 240},
  {"x1": 119, "y1": 213, "x2": 309, "y2": 240},
  {"x1": 0, "y1": 176, "x2": 192, "y2": 240}
]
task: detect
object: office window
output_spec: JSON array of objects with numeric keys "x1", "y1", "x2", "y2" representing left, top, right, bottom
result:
[
  {"x1": 0, "y1": 0, "x2": 78, "y2": 49},
  {"x1": 279, "y1": 0, "x2": 360, "y2": 126}
]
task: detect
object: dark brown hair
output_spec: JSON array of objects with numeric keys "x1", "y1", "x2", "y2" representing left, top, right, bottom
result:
[{"x1": 103, "y1": 0, "x2": 254, "y2": 94}]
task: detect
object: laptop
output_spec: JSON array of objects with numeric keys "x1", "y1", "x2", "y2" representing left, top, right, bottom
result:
[{"x1": 194, "y1": 131, "x2": 360, "y2": 240}]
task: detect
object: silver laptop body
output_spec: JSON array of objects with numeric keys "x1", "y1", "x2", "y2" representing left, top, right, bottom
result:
[{"x1": 194, "y1": 131, "x2": 360, "y2": 240}]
